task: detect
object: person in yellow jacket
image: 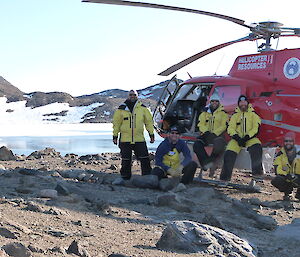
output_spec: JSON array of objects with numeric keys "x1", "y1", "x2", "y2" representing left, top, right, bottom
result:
[
  {"x1": 220, "y1": 95, "x2": 263, "y2": 181},
  {"x1": 193, "y1": 94, "x2": 228, "y2": 171},
  {"x1": 271, "y1": 132, "x2": 300, "y2": 201},
  {"x1": 113, "y1": 90, "x2": 155, "y2": 180}
]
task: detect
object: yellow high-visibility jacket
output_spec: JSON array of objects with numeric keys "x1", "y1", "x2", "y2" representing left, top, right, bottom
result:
[
  {"x1": 274, "y1": 147, "x2": 300, "y2": 175},
  {"x1": 226, "y1": 104, "x2": 261, "y2": 152},
  {"x1": 113, "y1": 100, "x2": 154, "y2": 143},
  {"x1": 197, "y1": 105, "x2": 228, "y2": 136}
]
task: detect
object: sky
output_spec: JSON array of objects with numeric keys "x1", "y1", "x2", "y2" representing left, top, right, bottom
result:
[{"x1": 0, "y1": 0, "x2": 299, "y2": 96}]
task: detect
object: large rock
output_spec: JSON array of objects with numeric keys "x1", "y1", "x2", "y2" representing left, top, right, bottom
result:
[
  {"x1": 232, "y1": 199, "x2": 277, "y2": 230},
  {"x1": 131, "y1": 175, "x2": 159, "y2": 189},
  {"x1": 156, "y1": 220, "x2": 257, "y2": 256},
  {"x1": 274, "y1": 218, "x2": 300, "y2": 242},
  {"x1": 0, "y1": 228, "x2": 17, "y2": 239},
  {"x1": 0, "y1": 146, "x2": 16, "y2": 161},
  {"x1": 66, "y1": 240, "x2": 90, "y2": 257},
  {"x1": 27, "y1": 147, "x2": 61, "y2": 159},
  {"x1": 159, "y1": 177, "x2": 180, "y2": 191},
  {"x1": 2, "y1": 242, "x2": 31, "y2": 257}
]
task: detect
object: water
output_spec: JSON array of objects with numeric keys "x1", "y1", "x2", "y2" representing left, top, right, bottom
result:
[{"x1": 0, "y1": 123, "x2": 162, "y2": 156}]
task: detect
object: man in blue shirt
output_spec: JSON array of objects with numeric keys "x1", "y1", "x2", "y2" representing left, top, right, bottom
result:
[{"x1": 151, "y1": 125, "x2": 197, "y2": 184}]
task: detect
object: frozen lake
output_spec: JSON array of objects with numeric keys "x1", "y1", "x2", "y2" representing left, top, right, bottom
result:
[{"x1": 0, "y1": 123, "x2": 162, "y2": 156}]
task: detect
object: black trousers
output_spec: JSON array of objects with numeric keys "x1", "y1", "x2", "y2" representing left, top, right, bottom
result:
[
  {"x1": 119, "y1": 141, "x2": 151, "y2": 180},
  {"x1": 193, "y1": 134, "x2": 226, "y2": 167},
  {"x1": 271, "y1": 175, "x2": 300, "y2": 195},
  {"x1": 151, "y1": 161, "x2": 197, "y2": 185},
  {"x1": 220, "y1": 143, "x2": 263, "y2": 181}
]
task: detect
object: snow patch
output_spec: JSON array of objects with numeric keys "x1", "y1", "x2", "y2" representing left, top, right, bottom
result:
[{"x1": 0, "y1": 97, "x2": 103, "y2": 125}]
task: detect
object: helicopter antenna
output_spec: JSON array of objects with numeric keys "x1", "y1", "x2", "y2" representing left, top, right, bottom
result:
[
  {"x1": 275, "y1": 37, "x2": 280, "y2": 49},
  {"x1": 213, "y1": 54, "x2": 224, "y2": 75}
]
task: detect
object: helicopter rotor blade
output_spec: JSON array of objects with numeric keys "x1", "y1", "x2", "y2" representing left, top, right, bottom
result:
[
  {"x1": 82, "y1": 0, "x2": 251, "y2": 28},
  {"x1": 158, "y1": 36, "x2": 259, "y2": 76},
  {"x1": 281, "y1": 27, "x2": 300, "y2": 35}
]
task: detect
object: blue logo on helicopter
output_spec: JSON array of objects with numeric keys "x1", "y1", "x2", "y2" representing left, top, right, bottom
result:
[{"x1": 283, "y1": 57, "x2": 300, "y2": 79}]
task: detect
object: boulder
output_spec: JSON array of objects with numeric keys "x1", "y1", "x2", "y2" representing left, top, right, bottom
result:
[
  {"x1": 156, "y1": 220, "x2": 257, "y2": 256},
  {"x1": 131, "y1": 175, "x2": 159, "y2": 189},
  {"x1": 66, "y1": 240, "x2": 90, "y2": 257},
  {"x1": 2, "y1": 242, "x2": 31, "y2": 257},
  {"x1": 159, "y1": 177, "x2": 180, "y2": 191},
  {"x1": 274, "y1": 218, "x2": 300, "y2": 242}
]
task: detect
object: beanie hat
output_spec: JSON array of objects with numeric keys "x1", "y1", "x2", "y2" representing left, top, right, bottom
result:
[
  {"x1": 284, "y1": 131, "x2": 296, "y2": 141},
  {"x1": 209, "y1": 94, "x2": 220, "y2": 102},
  {"x1": 238, "y1": 95, "x2": 248, "y2": 104}
]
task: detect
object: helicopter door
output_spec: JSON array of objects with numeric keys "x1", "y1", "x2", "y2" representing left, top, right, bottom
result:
[{"x1": 153, "y1": 75, "x2": 180, "y2": 132}]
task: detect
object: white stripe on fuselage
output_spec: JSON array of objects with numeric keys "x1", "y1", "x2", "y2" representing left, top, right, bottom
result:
[{"x1": 261, "y1": 119, "x2": 300, "y2": 133}]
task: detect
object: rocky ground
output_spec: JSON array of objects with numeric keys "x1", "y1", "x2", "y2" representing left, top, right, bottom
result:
[{"x1": 0, "y1": 147, "x2": 299, "y2": 257}]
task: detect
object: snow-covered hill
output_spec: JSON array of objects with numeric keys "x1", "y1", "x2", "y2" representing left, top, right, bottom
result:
[{"x1": 0, "y1": 77, "x2": 179, "y2": 124}]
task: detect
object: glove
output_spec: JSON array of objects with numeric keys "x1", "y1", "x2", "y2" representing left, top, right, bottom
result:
[
  {"x1": 232, "y1": 134, "x2": 244, "y2": 147},
  {"x1": 286, "y1": 174, "x2": 297, "y2": 183},
  {"x1": 167, "y1": 168, "x2": 181, "y2": 177},
  {"x1": 198, "y1": 131, "x2": 210, "y2": 144},
  {"x1": 113, "y1": 136, "x2": 118, "y2": 145},
  {"x1": 149, "y1": 134, "x2": 155, "y2": 144},
  {"x1": 241, "y1": 135, "x2": 250, "y2": 146},
  {"x1": 203, "y1": 131, "x2": 211, "y2": 137},
  {"x1": 232, "y1": 134, "x2": 241, "y2": 141}
]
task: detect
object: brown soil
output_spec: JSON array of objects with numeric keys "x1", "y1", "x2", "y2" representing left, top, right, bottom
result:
[{"x1": 0, "y1": 152, "x2": 299, "y2": 257}]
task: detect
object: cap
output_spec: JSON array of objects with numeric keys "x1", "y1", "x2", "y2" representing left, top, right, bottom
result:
[
  {"x1": 209, "y1": 94, "x2": 220, "y2": 102},
  {"x1": 169, "y1": 125, "x2": 181, "y2": 134},
  {"x1": 238, "y1": 95, "x2": 248, "y2": 104}
]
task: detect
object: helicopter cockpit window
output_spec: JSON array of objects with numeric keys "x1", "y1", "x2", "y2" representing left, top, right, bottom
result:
[
  {"x1": 173, "y1": 83, "x2": 212, "y2": 102},
  {"x1": 211, "y1": 85, "x2": 241, "y2": 108}
]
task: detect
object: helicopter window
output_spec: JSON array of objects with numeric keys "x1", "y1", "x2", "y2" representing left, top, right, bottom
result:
[
  {"x1": 173, "y1": 83, "x2": 213, "y2": 102},
  {"x1": 211, "y1": 85, "x2": 241, "y2": 107},
  {"x1": 274, "y1": 113, "x2": 282, "y2": 121}
]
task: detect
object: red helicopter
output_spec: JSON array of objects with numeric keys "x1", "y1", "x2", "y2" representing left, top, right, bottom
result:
[{"x1": 83, "y1": 0, "x2": 300, "y2": 150}]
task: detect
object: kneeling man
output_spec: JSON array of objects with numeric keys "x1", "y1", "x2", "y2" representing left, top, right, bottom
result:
[
  {"x1": 271, "y1": 132, "x2": 300, "y2": 201},
  {"x1": 151, "y1": 125, "x2": 197, "y2": 184}
]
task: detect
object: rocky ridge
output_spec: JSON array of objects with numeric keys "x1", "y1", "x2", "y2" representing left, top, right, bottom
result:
[{"x1": 0, "y1": 76, "x2": 180, "y2": 123}]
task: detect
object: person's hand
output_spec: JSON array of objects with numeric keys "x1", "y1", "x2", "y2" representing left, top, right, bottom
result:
[
  {"x1": 202, "y1": 131, "x2": 210, "y2": 137},
  {"x1": 241, "y1": 135, "x2": 250, "y2": 146},
  {"x1": 232, "y1": 134, "x2": 241, "y2": 141},
  {"x1": 167, "y1": 168, "x2": 181, "y2": 177},
  {"x1": 150, "y1": 134, "x2": 155, "y2": 144},
  {"x1": 232, "y1": 134, "x2": 244, "y2": 146},
  {"x1": 113, "y1": 136, "x2": 118, "y2": 145},
  {"x1": 286, "y1": 174, "x2": 296, "y2": 182}
]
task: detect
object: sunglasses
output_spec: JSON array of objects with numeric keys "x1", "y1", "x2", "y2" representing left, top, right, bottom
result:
[
  {"x1": 170, "y1": 131, "x2": 179, "y2": 134},
  {"x1": 129, "y1": 94, "x2": 137, "y2": 96},
  {"x1": 284, "y1": 139, "x2": 294, "y2": 142},
  {"x1": 210, "y1": 100, "x2": 219, "y2": 103}
]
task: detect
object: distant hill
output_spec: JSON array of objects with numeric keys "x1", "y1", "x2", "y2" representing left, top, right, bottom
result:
[
  {"x1": 0, "y1": 77, "x2": 182, "y2": 123},
  {"x1": 0, "y1": 76, "x2": 25, "y2": 102}
]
